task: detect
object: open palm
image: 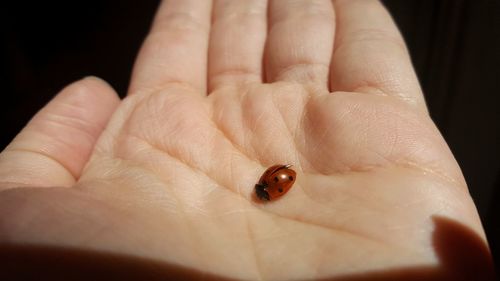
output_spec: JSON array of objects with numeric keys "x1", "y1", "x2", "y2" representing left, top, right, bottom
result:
[{"x1": 0, "y1": 1, "x2": 494, "y2": 280}]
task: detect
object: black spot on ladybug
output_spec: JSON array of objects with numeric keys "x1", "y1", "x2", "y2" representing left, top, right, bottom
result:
[
  {"x1": 278, "y1": 188, "x2": 283, "y2": 193},
  {"x1": 274, "y1": 176, "x2": 279, "y2": 182},
  {"x1": 255, "y1": 184, "x2": 270, "y2": 201},
  {"x1": 289, "y1": 176, "x2": 293, "y2": 181}
]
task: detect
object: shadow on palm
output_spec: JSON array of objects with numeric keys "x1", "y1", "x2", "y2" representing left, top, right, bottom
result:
[{"x1": 1, "y1": 216, "x2": 493, "y2": 280}]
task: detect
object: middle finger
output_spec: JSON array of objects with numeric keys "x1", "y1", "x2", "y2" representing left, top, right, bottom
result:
[
  {"x1": 208, "y1": 0, "x2": 268, "y2": 92},
  {"x1": 265, "y1": 0, "x2": 335, "y2": 89}
]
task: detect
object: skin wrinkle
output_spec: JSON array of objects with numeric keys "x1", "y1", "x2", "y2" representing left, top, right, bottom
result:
[
  {"x1": 305, "y1": 110, "x2": 333, "y2": 171},
  {"x1": 208, "y1": 108, "x2": 261, "y2": 168},
  {"x1": 293, "y1": 91, "x2": 315, "y2": 171},
  {"x1": 152, "y1": 11, "x2": 209, "y2": 34},
  {"x1": 87, "y1": 99, "x2": 140, "y2": 158},
  {"x1": 79, "y1": 155, "x2": 174, "y2": 201},
  {"x1": 299, "y1": 99, "x2": 327, "y2": 174},
  {"x1": 270, "y1": 0, "x2": 333, "y2": 22},
  {"x1": 266, "y1": 203, "x2": 390, "y2": 250},
  {"x1": 229, "y1": 150, "x2": 241, "y2": 198},
  {"x1": 334, "y1": 73, "x2": 422, "y2": 110},
  {"x1": 401, "y1": 160, "x2": 464, "y2": 189},
  {"x1": 7, "y1": 110, "x2": 104, "y2": 179},
  {"x1": 303, "y1": 91, "x2": 362, "y2": 175},
  {"x1": 352, "y1": 82, "x2": 422, "y2": 107},
  {"x1": 215, "y1": 2, "x2": 266, "y2": 22},
  {"x1": 131, "y1": 78, "x2": 202, "y2": 97},
  {"x1": 41, "y1": 88, "x2": 110, "y2": 137},
  {"x1": 91, "y1": 115, "x2": 421, "y2": 271},
  {"x1": 210, "y1": 86, "x2": 281, "y2": 170},
  {"x1": 209, "y1": 69, "x2": 262, "y2": 90},
  {"x1": 105, "y1": 143, "x2": 207, "y2": 267},
  {"x1": 244, "y1": 208, "x2": 264, "y2": 281},
  {"x1": 318, "y1": 243, "x2": 342, "y2": 276},
  {"x1": 55, "y1": 92, "x2": 110, "y2": 126},
  {"x1": 42, "y1": 94, "x2": 107, "y2": 130},
  {"x1": 38, "y1": 112, "x2": 100, "y2": 144},
  {"x1": 269, "y1": 87, "x2": 312, "y2": 171},
  {"x1": 273, "y1": 63, "x2": 330, "y2": 83},
  {"x1": 210, "y1": 89, "x2": 309, "y2": 183},
  {"x1": 294, "y1": 100, "x2": 309, "y2": 171},
  {"x1": 181, "y1": 193, "x2": 208, "y2": 278},
  {"x1": 81, "y1": 155, "x2": 199, "y2": 219},
  {"x1": 4, "y1": 148, "x2": 76, "y2": 181},
  {"x1": 241, "y1": 86, "x2": 307, "y2": 169},
  {"x1": 239, "y1": 86, "x2": 260, "y2": 160},
  {"x1": 333, "y1": 27, "x2": 407, "y2": 51},
  {"x1": 0, "y1": 181, "x2": 34, "y2": 189},
  {"x1": 243, "y1": 92, "x2": 271, "y2": 163},
  {"x1": 328, "y1": 0, "x2": 339, "y2": 93},
  {"x1": 117, "y1": 90, "x2": 206, "y2": 157},
  {"x1": 125, "y1": 134, "x2": 226, "y2": 193},
  {"x1": 88, "y1": 133, "x2": 264, "y2": 279},
  {"x1": 118, "y1": 133, "x2": 259, "y2": 208},
  {"x1": 263, "y1": 209, "x2": 421, "y2": 275},
  {"x1": 385, "y1": 118, "x2": 400, "y2": 158}
]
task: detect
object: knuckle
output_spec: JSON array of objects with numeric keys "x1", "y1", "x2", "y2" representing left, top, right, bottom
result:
[
  {"x1": 273, "y1": 0, "x2": 334, "y2": 24},
  {"x1": 153, "y1": 11, "x2": 207, "y2": 33},
  {"x1": 338, "y1": 28, "x2": 406, "y2": 50},
  {"x1": 214, "y1": 0, "x2": 266, "y2": 22}
]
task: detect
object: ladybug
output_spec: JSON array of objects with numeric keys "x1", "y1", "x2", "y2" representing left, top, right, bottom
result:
[{"x1": 255, "y1": 164, "x2": 296, "y2": 201}]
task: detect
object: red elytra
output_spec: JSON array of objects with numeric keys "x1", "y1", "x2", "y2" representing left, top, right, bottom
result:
[{"x1": 255, "y1": 164, "x2": 296, "y2": 201}]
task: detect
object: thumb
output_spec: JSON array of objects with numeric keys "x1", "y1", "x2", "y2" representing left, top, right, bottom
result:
[{"x1": 0, "y1": 77, "x2": 120, "y2": 190}]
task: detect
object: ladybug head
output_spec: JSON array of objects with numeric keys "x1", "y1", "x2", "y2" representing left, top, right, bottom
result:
[{"x1": 255, "y1": 184, "x2": 270, "y2": 201}]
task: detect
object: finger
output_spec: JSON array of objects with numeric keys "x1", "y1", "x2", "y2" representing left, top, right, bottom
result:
[
  {"x1": 208, "y1": 0, "x2": 267, "y2": 92},
  {"x1": 129, "y1": 0, "x2": 212, "y2": 96},
  {"x1": 0, "y1": 77, "x2": 120, "y2": 190},
  {"x1": 330, "y1": 0, "x2": 425, "y2": 107},
  {"x1": 265, "y1": 0, "x2": 335, "y2": 88}
]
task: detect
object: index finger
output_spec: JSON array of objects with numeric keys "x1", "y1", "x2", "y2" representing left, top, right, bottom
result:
[
  {"x1": 129, "y1": 0, "x2": 212, "y2": 96},
  {"x1": 330, "y1": 0, "x2": 426, "y2": 109}
]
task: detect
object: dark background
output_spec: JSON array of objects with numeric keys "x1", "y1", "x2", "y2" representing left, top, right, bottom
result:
[{"x1": 1, "y1": 0, "x2": 499, "y2": 271}]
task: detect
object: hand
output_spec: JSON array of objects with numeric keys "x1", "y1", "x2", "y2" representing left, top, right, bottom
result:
[{"x1": 0, "y1": 0, "x2": 494, "y2": 280}]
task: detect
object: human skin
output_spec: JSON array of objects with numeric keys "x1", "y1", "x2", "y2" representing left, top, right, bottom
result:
[{"x1": 0, "y1": 0, "x2": 495, "y2": 280}]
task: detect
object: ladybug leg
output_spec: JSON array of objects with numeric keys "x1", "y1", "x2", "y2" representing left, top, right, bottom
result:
[{"x1": 255, "y1": 183, "x2": 270, "y2": 201}]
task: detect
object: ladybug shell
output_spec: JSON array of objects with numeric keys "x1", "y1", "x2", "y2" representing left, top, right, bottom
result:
[{"x1": 256, "y1": 165, "x2": 296, "y2": 201}]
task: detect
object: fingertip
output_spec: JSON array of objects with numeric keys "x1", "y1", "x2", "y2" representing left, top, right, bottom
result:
[
  {"x1": 80, "y1": 75, "x2": 116, "y2": 93},
  {"x1": 62, "y1": 76, "x2": 121, "y2": 108}
]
